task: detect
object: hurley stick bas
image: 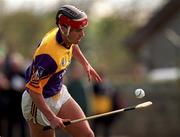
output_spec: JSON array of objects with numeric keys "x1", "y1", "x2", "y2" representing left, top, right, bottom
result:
[{"x1": 43, "y1": 101, "x2": 152, "y2": 131}]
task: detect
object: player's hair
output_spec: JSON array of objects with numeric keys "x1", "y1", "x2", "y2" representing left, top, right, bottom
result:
[{"x1": 56, "y1": 5, "x2": 88, "y2": 35}]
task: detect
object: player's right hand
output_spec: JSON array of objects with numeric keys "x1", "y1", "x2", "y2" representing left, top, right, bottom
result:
[{"x1": 49, "y1": 116, "x2": 68, "y2": 129}]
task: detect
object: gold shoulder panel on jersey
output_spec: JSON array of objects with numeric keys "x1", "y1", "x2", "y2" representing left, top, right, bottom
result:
[
  {"x1": 33, "y1": 28, "x2": 73, "y2": 73},
  {"x1": 40, "y1": 27, "x2": 59, "y2": 46}
]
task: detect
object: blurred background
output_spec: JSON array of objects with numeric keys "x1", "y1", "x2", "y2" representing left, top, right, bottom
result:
[{"x1": 0, "y1": 0, "x2": 180, "y2": 137}]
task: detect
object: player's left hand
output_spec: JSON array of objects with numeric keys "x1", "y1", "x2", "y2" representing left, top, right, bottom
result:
[{"x1": 85, "y1": 65, "x2": 102, "y2": 82}]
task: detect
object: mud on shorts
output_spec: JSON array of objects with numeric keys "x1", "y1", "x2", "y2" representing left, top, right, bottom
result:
[{"x1": 21, "y1": 85, "x2": 71, "y2": 126}]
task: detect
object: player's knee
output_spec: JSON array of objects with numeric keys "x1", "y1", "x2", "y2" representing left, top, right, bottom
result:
[
  {"x1": 78, "y1": 129, "x2": 94, "y2": 137},
  {"x1": 85, "y1": 129, "x2": 95, "y2": 137}
]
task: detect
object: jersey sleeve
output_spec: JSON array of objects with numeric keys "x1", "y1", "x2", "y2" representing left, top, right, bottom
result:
[{"x1": 25, "y1": 54, "x2": 57, "y2": 94}]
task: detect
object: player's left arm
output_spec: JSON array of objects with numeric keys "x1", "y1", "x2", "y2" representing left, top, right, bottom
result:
[{"x1": 72, "y1": 44, "x2": 102, "y2": 82}]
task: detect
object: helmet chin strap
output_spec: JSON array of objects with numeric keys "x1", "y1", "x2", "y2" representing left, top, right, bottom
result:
[{"x1": 58, "y1": 25, "x2": 74, "y2": 47}]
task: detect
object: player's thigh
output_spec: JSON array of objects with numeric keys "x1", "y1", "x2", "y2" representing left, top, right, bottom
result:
[
  {"x1": 28, "y1": 120, "x2": 55, "y2": 137},
  {"x1": 57, "y1": 98, "x2": 94, "y2": 137}
]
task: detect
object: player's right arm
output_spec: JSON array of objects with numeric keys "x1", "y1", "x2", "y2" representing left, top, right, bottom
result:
[
  {"x1": 28, "y1": 90, "x2": 65, "y2": 129},
  {"x1": 25, "y1": 51, "x2": 65, "y2": 129}
]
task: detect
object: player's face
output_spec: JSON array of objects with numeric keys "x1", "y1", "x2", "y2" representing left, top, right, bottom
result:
[{"x1": 68, "y1": 28, "x2": 85, "y2": 44}]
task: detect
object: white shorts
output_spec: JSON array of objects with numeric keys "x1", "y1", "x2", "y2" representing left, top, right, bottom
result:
[{"x1": 21, "y1": 85, "x2": 71, "y2": 126}]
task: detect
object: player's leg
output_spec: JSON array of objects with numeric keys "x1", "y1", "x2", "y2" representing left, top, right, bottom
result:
[
  {"x1": 57, "y1": 98, "x2": 94, "y2": 137},
  {"x1": 27, "y1": 120, "x2": 55, "y2": 137}
]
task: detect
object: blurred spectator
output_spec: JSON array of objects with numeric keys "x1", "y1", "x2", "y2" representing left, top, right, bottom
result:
[
  {"x1": 3, "y1": 51, "x2": 27, "y2": 137},
  {"x1": 0, "y1": 53, "x2": 10, "y2": 135},
  {"x1": 91, "y1": 72, "x2": 124, "y2": 137},
  {"x1": 67, "y1": 63, "x2": 90, "y2": 115}
]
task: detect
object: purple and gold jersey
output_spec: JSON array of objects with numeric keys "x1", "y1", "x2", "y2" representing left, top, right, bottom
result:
[{"x1": 25, "y1": 28, "x2": 73, "y2": 98}]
